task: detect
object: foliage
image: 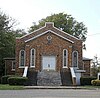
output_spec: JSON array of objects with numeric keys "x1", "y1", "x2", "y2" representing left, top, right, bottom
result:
[
  {"x1": 0, "y1": 10, "x2": 26, "y2": 76},
  {"x1": 91, "y1": 79, "x2": 100, "y2": 86},
  {"x1": 91, "y1": 67, "x2": 98, "y2": 77},
  {"x1": 0, "y1": 10, "x2": 16, "y2": 76},
  {"x1": 91, "y1": 56, "x2": 100, "y2": 77},
  {"x1": 29, "y1": 12, "x2": 87, "y2": 42},
  {"x1": 8, "y1": 76, "x2": 28, "y2": 85},
  {"x1": 80, "y1": 77, "x2": 96, "y2": 85},
  {"x1": 0, "y1": 84, "x2": 24, "y2": 90},
  {"x1": 14, "y1": 29, "x2": 26, "y2": 37},
  {"x1": 1, "y1": 75, "x2": 14, "y2": 84}
]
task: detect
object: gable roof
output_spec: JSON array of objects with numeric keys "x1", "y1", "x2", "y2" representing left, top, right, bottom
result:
[
  {"x1": 25, "y1": 30, "x2": 74, "y2": 43},
  {"x1": 16, "y1": 22, "x2": 81, "y2": 43},
  {"x1": 16, "y1": 22, "x2": 50, "y2": 39}
]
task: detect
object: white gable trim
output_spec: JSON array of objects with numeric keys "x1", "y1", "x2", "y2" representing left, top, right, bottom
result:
[
  {"x1": 25, "y1": 30, "x2": 74, "y2": 43},
  {"x1": 18, "y1": 26, "x2": 46, "y2": 39},
  {"x1": 53, "y1": 26, "x2": 81, "y2": 40},
  {"x1": 16, "y1": 22, "x2": 80, "y2": 41},
  {"x1": 16, "y1": 22, "x2": 54, "y2": 39},
  {"x1": 45, "y1": 22, "x2": 79, "y2": 40}
]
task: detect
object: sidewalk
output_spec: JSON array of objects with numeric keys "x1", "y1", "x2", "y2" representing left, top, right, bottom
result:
[{"x1": 24, "y1": 86, "x2": 87, "y2": 89}]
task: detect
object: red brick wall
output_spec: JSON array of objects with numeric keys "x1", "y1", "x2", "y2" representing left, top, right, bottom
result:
[
  {"x1": 5, "y1": 60, "x2": 15, "y2": 75},
  {"x1": 82, "y1": 60, "x2": 91, "y2": 76},
  {"x1": 15, "y1": 23, "x2": 83, "y2": 75}
]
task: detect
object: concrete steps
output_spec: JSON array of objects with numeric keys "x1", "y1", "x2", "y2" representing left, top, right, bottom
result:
[
  {"x1": 27, "y1": 69, "x2": 38, "y2": 86},
  {"x1": 60, "y1": 69, "x2": 73, "y2": 86},
  {"x1": 37, "y1": 71, "x2": 62, "y2": 86}
]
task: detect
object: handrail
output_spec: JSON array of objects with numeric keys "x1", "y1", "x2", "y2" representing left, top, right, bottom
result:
[
  {"x1": 70, "y1": 67, "x2": 76, "y2": 78},
  {"x1": 70, "y1": 67, "x2": 76, "y2": 86},
  {"x1": 23, "y1": 66, "x2": 28, "y2": 77}
]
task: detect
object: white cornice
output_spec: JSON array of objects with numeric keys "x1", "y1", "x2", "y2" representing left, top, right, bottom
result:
[
  {"x1": 17, "y1": 26, "x2": 46, "y2": 39},
  {"x1": 25, "y1": 30, "x2": 74, "y2": 43},
  {"x1": 17, "y1": 22, "x2": 81, "y2": 41},
  {"x1": 53, "y1": 26, "x2": 81, "y2": 40},
  {"x1": 16, "y1": 22, "x2": 54, "y2": 39}
]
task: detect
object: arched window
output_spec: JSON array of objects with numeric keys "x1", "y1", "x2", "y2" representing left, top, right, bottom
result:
[
  {"x1": 63, "y1": 49, "x2": 68, "y2": 68},
  {"x1": 30, "y1": 48, "x2": 35, "y2": 67},
  {"x1": 72, "y1": 51, "x2": 78, "y2": 67},
  {"x1": 19, "y1": 50, "x2": 25, "y2": 67}
]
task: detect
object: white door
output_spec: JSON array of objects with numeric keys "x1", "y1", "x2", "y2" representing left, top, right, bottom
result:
[{"x1": 42, "y1": 56, "x2": 56, "y2": 70}]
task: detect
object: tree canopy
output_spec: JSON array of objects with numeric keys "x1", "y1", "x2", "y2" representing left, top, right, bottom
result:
[
  {"x1": 91, "y1": 56, "x2": 100, "y2": 77},
  {"x1": 0, "y1": 10, "x2": 26, "y2": 76},
  {"x1": 29, "y1": 13, "x2": 87, "y2": 42},
  {"x1": 0, "y1": 10, "x2": 16, "y2": 75}
]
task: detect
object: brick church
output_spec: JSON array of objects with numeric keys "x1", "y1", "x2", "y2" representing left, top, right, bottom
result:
[{"x1": 4, "y1": 22, "x2": 91, "y2": 86}]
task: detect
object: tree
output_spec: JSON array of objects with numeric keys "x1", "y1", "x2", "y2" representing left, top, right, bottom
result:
[
  {"x1": 0, "y1": 10, "x2": 26, "y2": 76},
  {"x1": 13, "y1": 29, "x2": 26, "y2": 37},
  {"x1": 0, "y1": 10, "x2": 16, "y2": 76},
  {"x1": 29, "y1": 13, "x2": 87, "y2": 42},
  {"x1": 91, "y1": 55, "x2": 100, "y2": 77}
]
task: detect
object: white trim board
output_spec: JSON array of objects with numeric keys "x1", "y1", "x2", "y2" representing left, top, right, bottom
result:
[
  {"x1": 16, "y1": 22, "x2": 54, "y2": 39},
  {"x1": 16, "y1": 22, "x2": 81, "y2": 41},
  {"x1": 17, "y1": 26, "x2": 46, "y2": 39},
  {"x1": 25, "y1": 30, "x2": 74, "y2": 43},
  {"x1": 53, "y1": 26, "x2": 81, "y2": 40}
]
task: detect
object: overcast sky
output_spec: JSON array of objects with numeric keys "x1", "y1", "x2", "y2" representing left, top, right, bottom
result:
[{"x1": 0, "y1": 0, "x2": 100, "y2": 59}]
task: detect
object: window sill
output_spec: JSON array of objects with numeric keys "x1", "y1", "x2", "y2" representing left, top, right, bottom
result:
[
  {"x1": 63, "y1": 66, "x2": 68, "y2": 68},
  {"x1": 19, "y1": 66, "x2": 25, "y2": 68},
  {"x1": 30, "y1": 66, "x2": 35, "y2": 68},
  {"x1": 11, "y1": 69, "x2": 15, "y2": 71}
]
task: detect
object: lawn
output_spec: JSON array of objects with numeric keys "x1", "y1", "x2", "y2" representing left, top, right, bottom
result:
[
  {"x1": 0, "y1": 84, "x2": 100, "y2": 90},
  {"x1": 83, "y1": 85, "x2": 100, "y2": 89},
  {"x1": 0, "y1": 84, "x2": 24, "y2": 90}
]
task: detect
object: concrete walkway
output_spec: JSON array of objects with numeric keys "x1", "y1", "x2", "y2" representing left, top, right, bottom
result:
[{"x1": 24, "y1": 86, "x2": 93, "y2": 89}]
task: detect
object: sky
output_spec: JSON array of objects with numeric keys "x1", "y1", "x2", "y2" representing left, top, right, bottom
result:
[{"x1": 0, "y1": 0, "x2": 100, "y2": 59}]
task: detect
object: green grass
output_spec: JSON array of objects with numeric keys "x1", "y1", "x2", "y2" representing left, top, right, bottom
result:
[
  {"x1": 0, "y1": 84, "x2": 24, "y2": 90},
  {"x1": 0, "y1": 84, "x2": 100, "y2": 90},
  {"x1": 87, "y1": 85, "x2": 100, "y2": 88},
  {"x1": 80, "y1": 85, "x2": 100, "y2": 89}
]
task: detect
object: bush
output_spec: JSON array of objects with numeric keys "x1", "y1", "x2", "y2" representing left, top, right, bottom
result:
[
  {"x1": 80, "y1": 77, "x2": 96, "y2": 85},
  {"x1": 8, "y1": 77, "x2": 28, "y2": 85},
  {"x1": 1, "y1": 75, "x2": 14, "y2": 84},
  {"x1": 91, "y1": 79, "x2": 100, "y2": 86}
]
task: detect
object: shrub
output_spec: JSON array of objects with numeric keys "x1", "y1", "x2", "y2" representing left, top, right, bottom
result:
[
  {"x1": 1, "y1": 75, "x2": 14, "y2": 84},
  {"x1": 80, "y1": 77, "x2": 96, "y2": 85},
  {"x1": 91, "y1": 79, "x2": 100, "y2": 86},
  {"x1": 8, "y1": 77, "x2": 28, "y2": 85}
]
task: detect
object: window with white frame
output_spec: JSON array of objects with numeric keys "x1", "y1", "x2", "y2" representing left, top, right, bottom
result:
[
  {"x1": 30, "y1": 48, "x2": 35, "y2": 67},
  {"x1": 19, "y1": 50, "x2": 25, "y2": 67},
  {"x1": 63, "y1": 49, "x2": 68, "y2": 68},
  {"x1": 72, "y1": 51, "x2": 78, "y2": 67},
  {"x1": 12, "y1": 61, "x2": 15, "y2": 71}
]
